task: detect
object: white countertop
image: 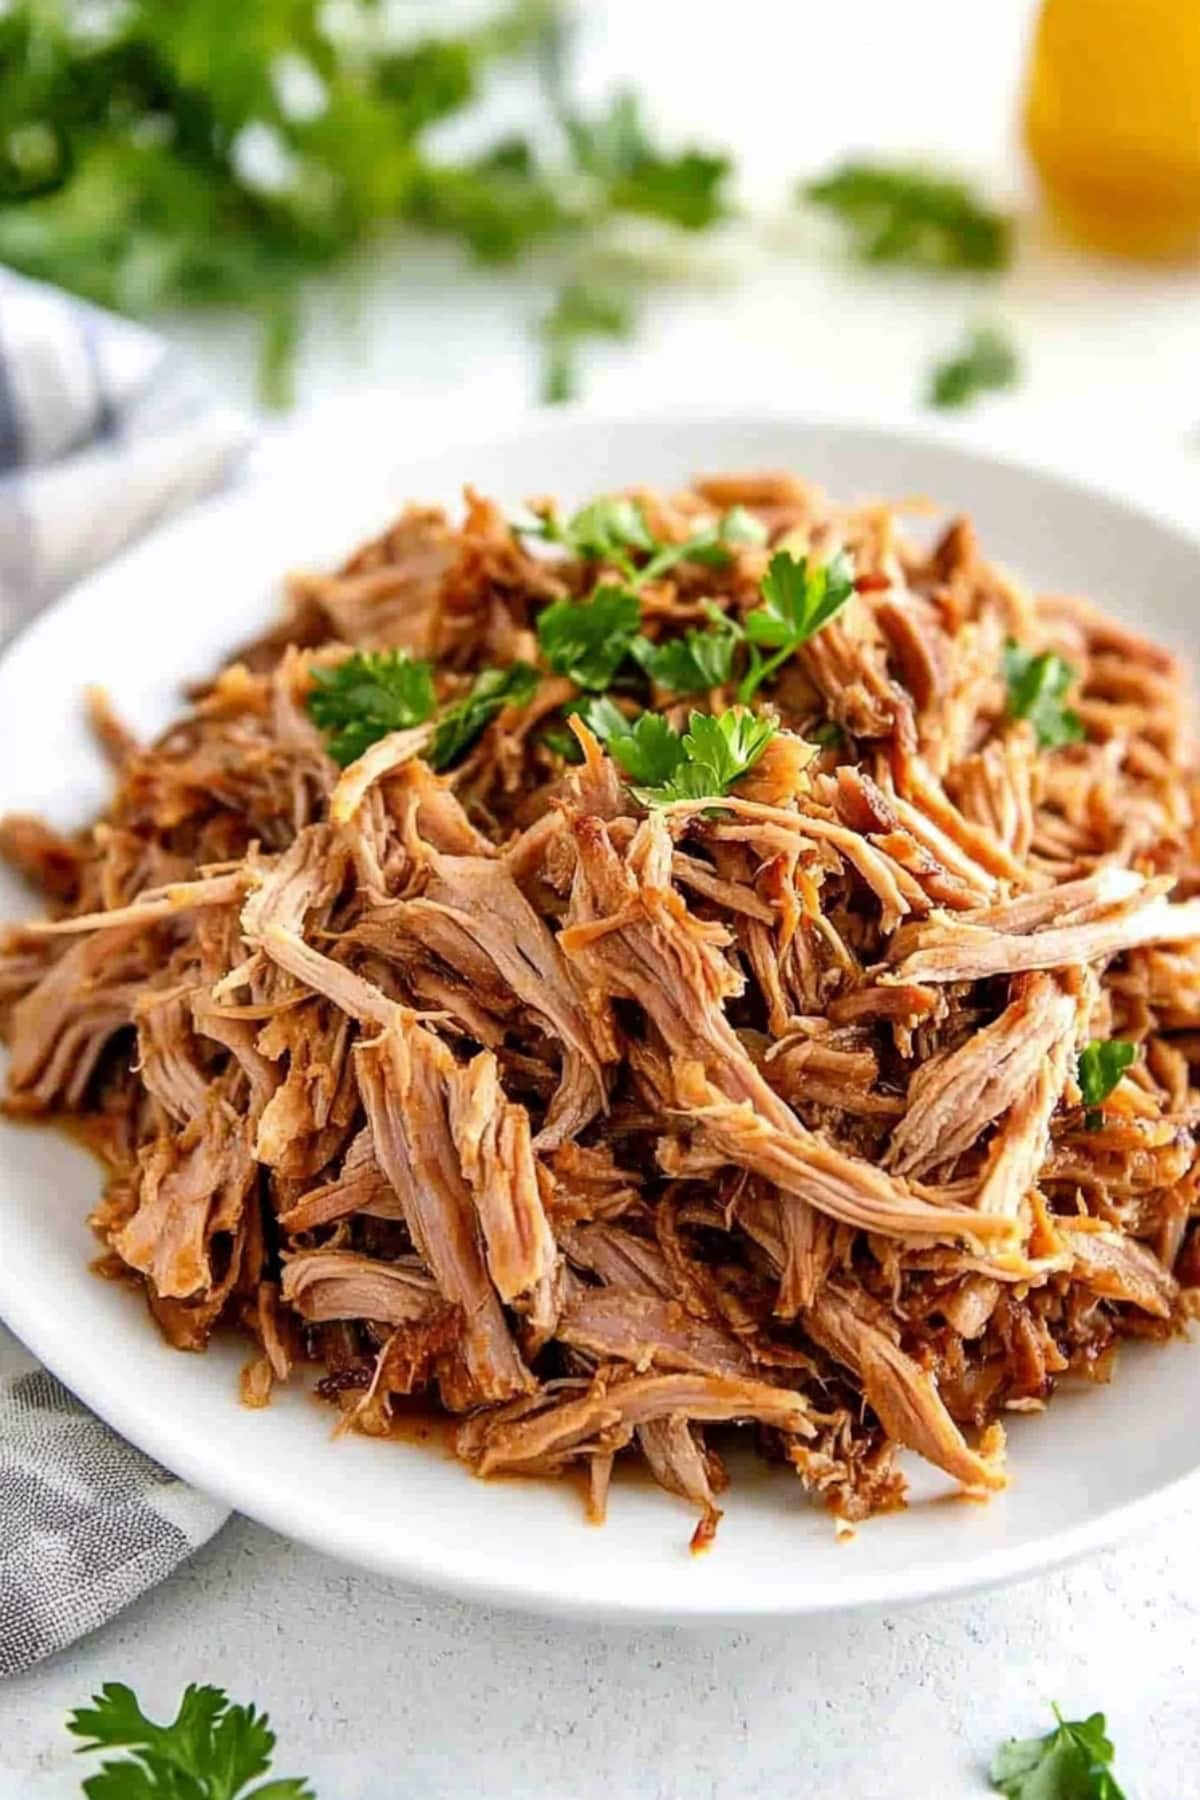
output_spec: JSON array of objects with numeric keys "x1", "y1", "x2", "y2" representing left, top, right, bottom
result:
[
  {"x1": 4, "y1": 2, "x2": 1200, "y2": 1793},
  {"x1": 4, "y1": 1521, "x2": 1199, "y2": 1797}
]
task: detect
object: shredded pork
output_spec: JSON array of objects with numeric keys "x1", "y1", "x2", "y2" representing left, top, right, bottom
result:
[{"x1": 2, "y1": 467, "x2": 1197, "y2": 1548}]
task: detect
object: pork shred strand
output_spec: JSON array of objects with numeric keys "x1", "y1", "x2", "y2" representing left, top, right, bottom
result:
[{"x1": 2, "y1": 470, "x2": 1197, "y2": 1542}]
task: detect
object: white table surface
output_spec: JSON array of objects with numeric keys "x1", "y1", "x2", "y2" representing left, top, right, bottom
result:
[{"x1": 4, "y1": 2, "x2": 1200, "y2": 1794}]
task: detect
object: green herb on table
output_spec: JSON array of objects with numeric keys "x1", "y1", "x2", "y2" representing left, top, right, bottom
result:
[
  {"x1": 929, "y1": 324, "x2": 1020, "y2": 410},
  {"x1": 737, "y1": 550, "x2": 855, "y2": 704},
  {"x1": 537, "y1": 586, "x2": 643, "y2": 688},
  {"x1": 428, "y1": 663, "x2": 540, "y2": 771},
  {"x1": 564, "y1": 91, "x2": 730, "y2": 233},
  {"x1": 68, "y1": 1681, "x2": 314, "y2": 1798},
  {"x1": 1077, "y1": 1039, "x2": 1136, "y2": 1130},
  {"x1": 802, "y1": 160, "x2": 1012, "y2": 272},
  {"x1": 990, "y1": 1705, "x2": 1127, "y2": 1799},
  {"x1": 0, "y1": 5, "x2": 734, "y2": 406},
  {"x1": 609, "y1": 707, "x2": 777, "y2": 806},
  {"x1": 307, "y1": 651, "x2": 435, "y2": 769},
  {"x1": 1003, "y1": 641, "x2": 1084, "y2": 749},
  {"x1": 538, "y1": 281, "x2": 635, "y2": 405}
]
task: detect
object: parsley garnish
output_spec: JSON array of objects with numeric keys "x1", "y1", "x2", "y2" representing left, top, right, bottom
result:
[
  {"x1": 803, "y1": 160, "x2": 1012, "y2": 272},
  {"x1": 571, "y1": 694, "x2": 632, "y2": 744},
  {"x1": 609, "y1": 706, "x2": 776, "y2": 806},
  {"x1": 538, "y1": 280, "x2": 635, "y2": 405},
  {"x1": 307, "y1": 652, "x2": 537, "y2": 771},
  {"x1": 1077, "y1": 1039, "x2": 1135, "y2": 1129},
  {"x1": 429, "y1": 662, "x2": 539, "y2": 770},
  {"x1": 542, "y1": 693, "x2": 633, "y2": 762},
  {"x1": 519, "y1": 498, "x2": 763, "y2": 586},
  {"x1": 1003, "y1": 641, "x2": 1084, "y2": 749},
  {"x1": 990, "y1": 1706, "x2": 1126, "y2": 1799},
  {"x1": 307, "y1": 652, "x2": 436, "y2": 768},
  {"x1": 536, "y1": 585, "x2": 642, "y2": 688},
  {"x1": 631, "y1": 608, "x2": 741, "y2": 693},
  {"x1": 930, "y1": 324, "x2": 1019, "y2": 410},
  {"x1": 737, "y1": 549, "x2": 855, "y2": 703},
  {"x1": 638, "y1": 505, "x2": 766, "y2": 585},
  {"x1": 67, "y1": 1681, "x2": 314, "y2": 1798}
]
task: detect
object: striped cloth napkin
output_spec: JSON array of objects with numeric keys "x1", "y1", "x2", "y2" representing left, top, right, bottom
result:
[{"x1": 0, "y1": 270, "x2": 247, "y2": 1676}]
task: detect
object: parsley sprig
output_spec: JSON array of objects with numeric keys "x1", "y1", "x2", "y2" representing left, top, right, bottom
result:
[
  {"x1": 538, "y1": 280, "x2": 634, "y2": 405},
  {"x1": 536, "y1": 586, "x2": 643, "y2": 688},
  {"x1": 990, "y1": 1706, "x2": 1126, "y2": 1799},
  {"x1": 307, "y1": 652, "x2": 435, "y2": 768},
  {"x1": 307, "y1": 652, "x2": 536, "y2": 771},
  {"x1": 736, "y1": 549, "x2": 855, "y2": 704},
  {"x1": 803, "y1": 160, "x2": 1012, "y2": 272},
  {"x1": 608, "y1": 706, "x2": 777, "y2": 805},
  {"x1": 1077, "y1": 1039, "x2": 1135, "y2": 1129},
  {"x1": 631, "y1": 607, "x2": 742, "y2": 694},
  {"x1": 428, "y1": 663, "x2": 539, "y2": 769},
  {"x1": 930, "y1": 324, "x2": 1019, "y2": 410},
  {"x1": 67, "y1": 1681, "x2": 314, "y2": 1799},
  {"x1": 1003, "y1": 641, "x2": 1084, "y2": 749},
  {"x1": 519, "y1": 497, "x2": 762, "y2": 585}
]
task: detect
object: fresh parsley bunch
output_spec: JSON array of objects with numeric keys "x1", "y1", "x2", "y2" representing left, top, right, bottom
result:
[
  {"x1": 68, "y1": 1682, "x2": 314, "y2": 1799},
  {"x1": 0, "y1": 6, "x2": 733, "y2": 405}
]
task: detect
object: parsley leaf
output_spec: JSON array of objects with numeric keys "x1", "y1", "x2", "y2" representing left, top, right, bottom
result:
[
  {"x1": 990, "y1": 1706, "x2": 1126, "y2": 1799},
  {"x1": 1003, "y1": 641, "x2": 1085, "y2": 749},
  {"x1": 1077, "y1": 1040, "x2": 1136, "y2": 1114},
  {"x1": 0, "y1": 1, "x2": 560, "y2": 404},
  {"x1": 638, "y1": 506, "x2": 767, "y2": 584},
  {"x1": 518, "y1": 497, "x2": 764, "y2": 585},
  {"x1": 565, "y1": 91, "x2": 730, "y2": 231},
  {"x1": 630, "y1": 609, "x2": 741, "y2": 693},
  {"x1": 930, "y1": 324, "x2": 1019, "y2": 410},
  {"x1": 737, "y1": 549, "x2": 855, "y2": 703},
  {"x1": 428, "y1": 662, "x2": 539, "y2": 770},
  {"x1": 610, "y1": 707, "x2": 777, "y2": 806},
  {"x1": 406, "y1": 136, "x2": 568, "y2": 265},
  {"x1": 607, "y1": 710, "x2": 686, "y2": 789},
  {"x1": 541, "y1": 693, "x2": 631, "y2": 761},
  {"x1": 524, "y1": 496, "x2": 655, "y2": 578},
  {"x1": 307, "y1": 651, "x2": 436, "y2": 768},
  {"x1": 536, "y1": 585, "x2": 642, "y2": 688},
  {"x1": 538, "y1": 279, "x2": 635, "y2": 404},
  {"x1": 67, "y1": 1681, "x2": 314, "y2": 1799},
  {"x1": 803, "y1": 159, "x2": 1012, "y2": 272}
]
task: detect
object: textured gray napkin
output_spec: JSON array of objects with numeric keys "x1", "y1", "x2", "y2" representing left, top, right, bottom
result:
[{"x1": 0, "y1": 270, "x2": 246, "y2": 1675}]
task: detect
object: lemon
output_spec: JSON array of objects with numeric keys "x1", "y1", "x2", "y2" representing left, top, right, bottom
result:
[{"x1": 1024, "y1": 0, "x2": 1200, "y2": 261}]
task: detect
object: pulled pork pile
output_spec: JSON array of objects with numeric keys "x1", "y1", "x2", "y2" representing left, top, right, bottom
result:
[{"x1": 3, "y1": 471, "x2": 1199, "y2": 1548}]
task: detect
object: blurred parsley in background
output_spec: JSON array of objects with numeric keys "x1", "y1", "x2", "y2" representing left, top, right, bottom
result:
[{"x1": 0, "y1": 0, "x2": 731, "y2": 405}]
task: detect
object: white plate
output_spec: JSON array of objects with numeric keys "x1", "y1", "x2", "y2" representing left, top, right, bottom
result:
[{"x1": 2, "y1": 406, "x2": 1198, "y2": 1622}]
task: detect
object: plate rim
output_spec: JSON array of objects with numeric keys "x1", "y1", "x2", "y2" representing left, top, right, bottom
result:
[{"x1": 2, "y1": 398, "x2": 1199, "y2": 1621}]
